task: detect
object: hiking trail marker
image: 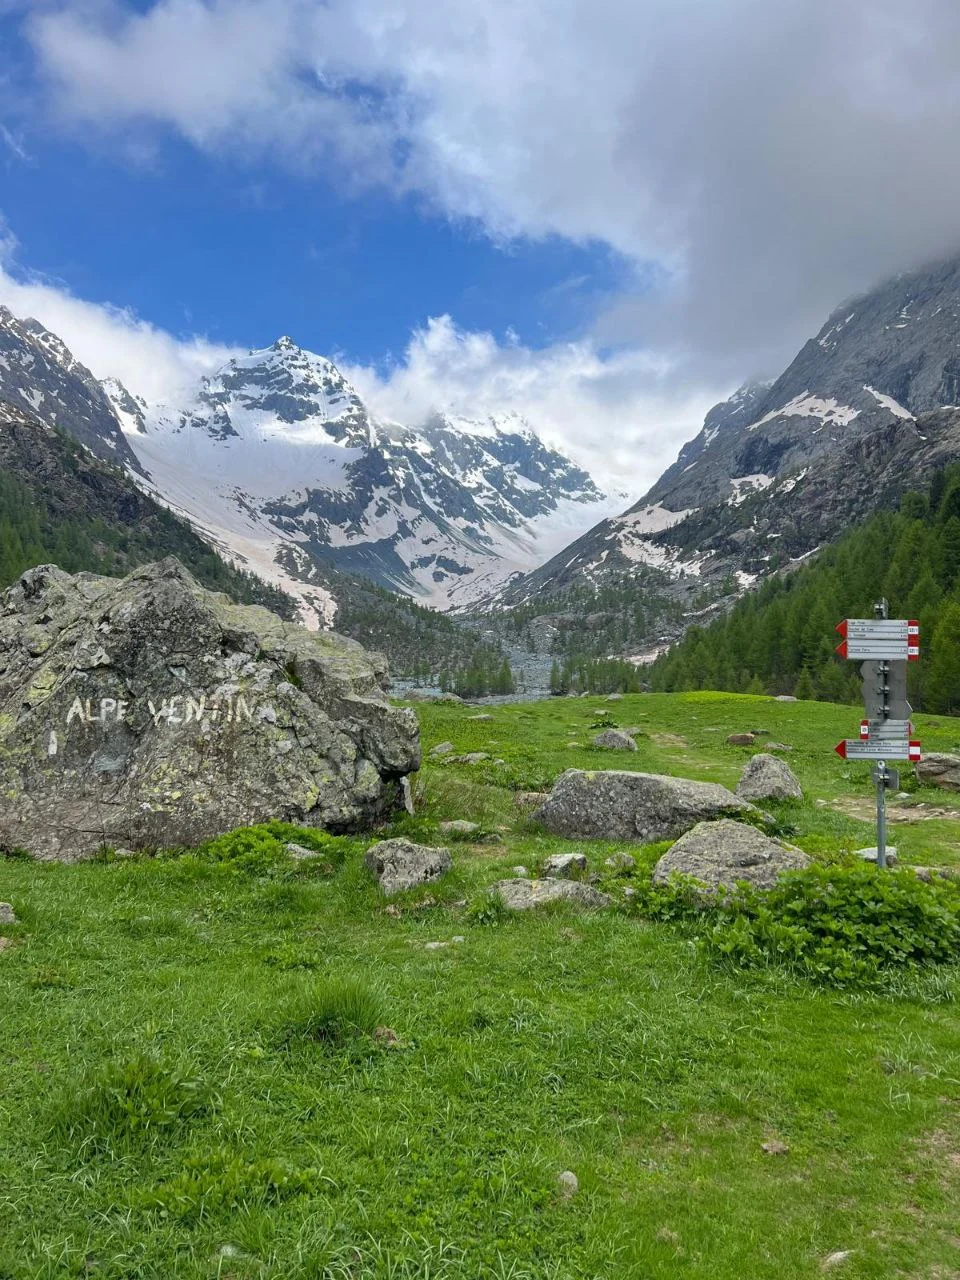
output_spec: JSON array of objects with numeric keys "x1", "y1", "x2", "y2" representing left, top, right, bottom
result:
[{"x1": 833, "y1": 599, "x2": 920, "y2": 868}]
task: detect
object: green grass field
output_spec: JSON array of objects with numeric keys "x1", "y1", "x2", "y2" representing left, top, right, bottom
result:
[{"x1": 1, "y1": 692, "x2": 959, "y2": 1279}]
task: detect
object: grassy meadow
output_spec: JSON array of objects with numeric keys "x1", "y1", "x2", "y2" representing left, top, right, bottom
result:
[{"x1": 1, "y1": 691, "x2": 960, "y2": 1279}]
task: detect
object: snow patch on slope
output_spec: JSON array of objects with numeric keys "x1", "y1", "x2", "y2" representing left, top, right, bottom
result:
[
  {"x1": 863, "y1": 385, "x2": 914, "y2": 420},
  {"x1": 749, "y1": 393, "x2": 860, "y2": 431}
]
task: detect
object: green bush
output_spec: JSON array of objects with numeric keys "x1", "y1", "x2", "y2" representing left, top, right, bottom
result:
[
  {"x1": 284, "y1": 974, "x2": 385, "y2": 1044},
  {"x1": 54, "y1": 1054, "x2": 214, "y2": 1152},
  {"x1": 143, "y1": 1149, "x2": 320, "y2": 1222},
  {"x1": 198, "y1": 822, "x2": 346, "y2": 875},
  {"x1": 704, "y1": 864, "x2": 960, "y2": 984}
]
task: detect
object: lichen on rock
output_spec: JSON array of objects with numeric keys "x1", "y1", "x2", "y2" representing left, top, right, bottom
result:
[{"x1": 0, "y1": 558, "x2": 420, "y2": 860}]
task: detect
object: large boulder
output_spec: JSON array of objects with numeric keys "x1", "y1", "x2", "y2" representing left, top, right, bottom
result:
[
  {"x1": 652, "y1": 819, "x2": 809, "y2": 891},
  {"x1": 736, "y1": 753, "x2": 803, "y2": 802},
  {"x1": 916, "y1": 753, "x2": 960, "y2": 792},
  {"x1": 364, "y1": 839, "x2": 452, "y2": 895},
  {"x1": 0, "y1": 559, "x2": 420, "y2": 860},
  {"x1": 490, "y1": 878, "x2": 612, "y2": 911},
  {"x1": 534, "y1": 770, "x2": 758, "y2": 842}
]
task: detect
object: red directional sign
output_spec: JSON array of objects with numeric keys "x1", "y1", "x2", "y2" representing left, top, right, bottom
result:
[
  {"x1": 835, "y1": 619, "x2": 920, "y2": 661},
  {"x1": 835, "y1": 739, "x2": 922, "y2": 761}
]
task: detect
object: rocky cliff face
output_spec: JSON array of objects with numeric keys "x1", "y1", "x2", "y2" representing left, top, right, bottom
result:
[
  {"x1": 0, "y1": 306, "x2": 141, "y2": 470},
  {"x1": 0, "y1": 558, "x2": 420, "y2": 860},
  {"x1": 497, "y1": 253, "x2": 960, "y2": 614},
  {"x1": 112, "y1": 338, "x2": 615, "y2": 614}
]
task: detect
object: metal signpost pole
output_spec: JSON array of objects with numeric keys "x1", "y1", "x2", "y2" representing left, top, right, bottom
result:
[
  {"x1": 833, "y1": 598, "x2": 920, "y2": 868},
  {"x1": 874, "y1": 598, "x2": 888, "y2": 870}
]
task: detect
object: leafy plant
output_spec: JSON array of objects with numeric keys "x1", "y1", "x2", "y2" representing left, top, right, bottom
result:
[
  {"x1": 466, "y1": 890, "x2": 509, "y2": 926},
  {"x1": 704, "y1": 864, "x2": 960, "y2": 984},
  {"x1": 143, "y1": 1149, "x2": 321, "y2": 1222},
  {"x1": 197, "y1": 822, "x2": 346, "y2": 876},
  {"x1": 54, "y1": 1054, "x2": 214, "y2": 1152}
]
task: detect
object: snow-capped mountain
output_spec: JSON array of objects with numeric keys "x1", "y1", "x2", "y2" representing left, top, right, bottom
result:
[
  {"x1": 102, "y1": 337, "x2": 619, "y2": 622},
  {"x1": 0, "y1": 306, "x2": 140, "y2": 470},
  {"x1": 497, "y1": 253, "x2": 960, "y2": 611}
]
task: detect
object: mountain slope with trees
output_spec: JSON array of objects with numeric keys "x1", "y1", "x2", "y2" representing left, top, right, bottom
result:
[{"x1": 649, "y1": 463, "x2": 960, "y2": 713}]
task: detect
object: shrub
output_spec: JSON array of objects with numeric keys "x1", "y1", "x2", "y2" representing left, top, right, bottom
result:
[
  {"x1": 704, "y1": 864, "x2": 960, "y2": 984},
  {"x1": 284, "y1": 974, "x2": 384, "y2": 1044},
  {"x1": 198, "y1": 822, "x2": 346, "y2": 876},
  {"x1": 54, "y1": 1054, "x2": 213, "y2": 1152}
]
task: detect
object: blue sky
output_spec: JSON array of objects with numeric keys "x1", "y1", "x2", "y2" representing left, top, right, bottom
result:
[
  {"x1": 2, "y1": 104, "x2": 632, "y2": 362},
  {"x1": 1, "y1": 0, "x2": 959, "y2": 490}
]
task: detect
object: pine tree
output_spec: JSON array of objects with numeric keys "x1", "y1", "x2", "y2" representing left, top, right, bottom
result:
[
  {"x1": 794, "y1": 668, "x2": 815, "y2": 700},
  {"x1": 926, "y1": 602, "x2": 960, "y2": 714}
]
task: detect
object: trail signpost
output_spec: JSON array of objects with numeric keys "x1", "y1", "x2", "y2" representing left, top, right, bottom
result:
[{"x1": 833, "y1": 600, "x2": 921, "y2": 868}]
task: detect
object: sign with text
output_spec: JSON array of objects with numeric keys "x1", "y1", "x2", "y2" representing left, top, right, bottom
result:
[
  {"x1": 835, "y1": 739, "x2": 922, "y2": 761},
  {"x1": 835, "y1": 619, "x2": 920, "y2": 661}
]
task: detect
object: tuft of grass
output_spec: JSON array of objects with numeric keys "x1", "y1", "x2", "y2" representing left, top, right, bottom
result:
[
  {"x1": 53, "y1": 1053, "x2": 214, "y2": 1153},
  {"x1": 282, "y1": 973, "x2": 385, "y2": 1044}
]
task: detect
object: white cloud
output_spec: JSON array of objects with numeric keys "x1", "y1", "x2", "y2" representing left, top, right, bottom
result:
[
  {"x1": 0, "y1": 227, "x2": 238, "y2": 399},
  {"x1": 343, "y1": 315, "x2": 720, "y2": 495},
  {"x1": 0, "y1": 222, "x2": 718, "y2": 497},
  {"x1": 23, "y1": 0, "x2": 960, "y2": 380}
]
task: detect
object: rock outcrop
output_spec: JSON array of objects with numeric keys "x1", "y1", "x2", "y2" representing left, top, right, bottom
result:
[
  {"x1": 364, "y1": 839, "x2": 452, "y2": 895},
  {"x1": 652, "y1": 819, "x2": 809, "y2": 891},
  {"x1": 0, "y1": 559, "x2": 420, "y2": 860},
  {"x1": 592, "y1": 729, "x2": 637, "y2": 751},
  {"x1": 490, "y1": 878, "x2": 612, "y2": 911},
  {"x1": 736, "y1": 753, "x2": 803, "y2": 802},
  {"x1": 916, "y1": 753, "x2": 960, "y2": 792},
  {"x1": 535, "y1": 770, "x2": 758, "y2": 842}
]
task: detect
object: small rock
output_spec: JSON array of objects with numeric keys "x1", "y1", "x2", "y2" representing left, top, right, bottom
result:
[
  {"x1": 452, "y1": 935, "x2": 465, "y2": 943},
  {"x1": 726, "y1": 733, "x2": 756, "y2": 746},
  {"x1": 401, "y1": 776, "x2": 415, "y2": 816},
  {"x1": 516, "y1": 791, "x2": 549, "y2": 808},
  {"x1": 604, "y1": 852, "x2": 636, "y2": 874},
  {"x1": 365, "y1": 839, "x2": 452, "y2": 896},
  {"x1": 764, "y1": 742, "x2": 793, "y2": 752},
  {"x1": 916, "y1": 752, "x2": 960, "y2": 792},
  {"x1": 821, "y1": 1251, "x2": 855, "y2": 1270},
  {"x1": 854, "y1": 846, "x2": 898, "y2": 866},
  {"x1": 736, "y1": 753, "x2": 803, "y2": 803},
  {"x1": 468, "y1": 713, "x2": 494, "y2": 721},
  {"x1": 430, "y1": 742, "x2": 456, "y2": 757},
  {"x1": 912, "y1": 865, "x2": 960, "y2": 882},
  {"x1": 761, "y1": 1139, "x2": 790, "y2": 1156},
  {"x1": 439, "y1": 820, "x2": 482, "y2": 838},
  {"x1": 606, "y1": 693, "x2": 624, "y2": 702},
  {"x1": 0, "y1": 903, "x2": 16, "y2": 925},
  {"x1": 424, "y1": 941, "x2": 450, "y2": 950},
  {"x1": 622, "y1": 885, "x2": 637, "y2": 900},
  {"x1": 557, "y1": 1170, "x2": 579, "y2": 1199},
  {"x1": 0, "y1": 936, "x2": 13, "y2": 951},
  {"x1": 285, "y1": 841, "x2": 321, "y2": 860},
  {"x1": 444, "y1": 752, "x2": 490, "y2": 765},
  {"x1": 478, "y1": 832, "x2": 505, "y2": 845},
  {"x1": 774, "y1": 695, "x2": 797, "y2": 702},
  {"x1": 543, "y1": 852, "x2": 588, "y2": 878},
  {"x1": 113, "y1": 846, "x2": 138, "y2": 858},
  {"x1": 566, "y1": 742, "x2": 583, "y2": 749},
  {"x1": 512, "y1": 865, "x2": 530, "y2": 877},
  {"x1": 491, "y1": 879, "x2": 612, "y2": 911},
  {"x1": 593, "y1": 729, "x2": 637, "y2": 751},
  {"x1": 383, "y1": 903, "x2": 402, "y2": 918},
  {"x1": 373, "y1": 1025, "x2": 401, "y2": 1047}
]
